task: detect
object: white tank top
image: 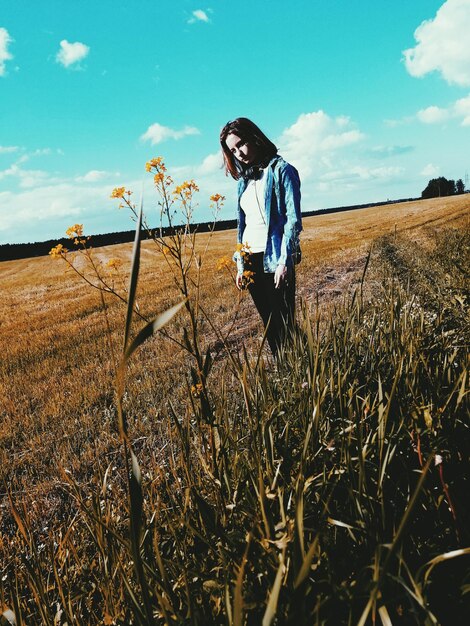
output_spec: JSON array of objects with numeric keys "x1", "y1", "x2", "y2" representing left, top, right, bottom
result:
[{"x1": 240, "y1": 168, "x2": 268, "y2": 253}]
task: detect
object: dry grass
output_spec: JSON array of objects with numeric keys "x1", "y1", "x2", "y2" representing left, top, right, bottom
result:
[
  {"x1": 0, "y1": 194, "x2": 467, "y2": 499},
  {"x1": 0, "y1": 192, "x2": 468, "y2": 624}
]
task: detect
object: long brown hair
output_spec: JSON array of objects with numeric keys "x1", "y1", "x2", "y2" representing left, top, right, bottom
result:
[{"x1": 220, "y1": 117, "x2": 278, "y2": 180}]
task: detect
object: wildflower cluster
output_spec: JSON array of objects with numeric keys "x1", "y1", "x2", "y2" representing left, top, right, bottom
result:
[
  {"x1": 210, "y1": 193, "x2": 225, "y2": 220},
  {"x1": 106, "y1": 258, "x2": 123, "y2": 271},
  {"x1": 145, "y1": 157, "x2": 173, "y2": 188},
  {"x1": 242, "y1": 269, "x2": 255, "y2": 285},
  {"x1": 65, "y1": 223, "x2": 88, "y2": 246},
  {"x1": 48, "y1": 223, "x2": 132, "y2": 319},
  {"x1": 173, "y1": 180, "x2": 199, "y2": 199},
  {"x1": 110, "y1": 187, "x2": 126, "y2": 199},
  {"x1": 191, "y1": 383, "x2": 203, "y2": 398},
  {"x1": 235, "y1": 242, "x2": 251, "y2": 259},
  {"x1": 145, "y1": 157, "x2": 166, "y2": 173},
  {"x1": 216, "y1": 257, "x2": 231, "y2": 271},
  {"x1": 49, "y1": 243, "x2": 67, "y2": 259},
  {"x1": 65, "y1": 224, "x2": 84, "y2": 239},
  {"x1": 210, "y1": 193, "x2": 224, "y2": 204}
]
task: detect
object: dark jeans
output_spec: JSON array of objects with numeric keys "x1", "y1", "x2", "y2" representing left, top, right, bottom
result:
[{"x1": 245, "y1": 252, "x2": 296, "y2": 357}]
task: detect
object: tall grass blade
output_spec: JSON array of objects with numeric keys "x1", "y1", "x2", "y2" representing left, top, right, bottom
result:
[
  {"x1": 123, "y1": 188, "x2": 144, "y2": 351},
  {"x1": 357, "y1": 454, "x2": 434, "y2": 626},
  {"x1": 123, "y1": 300, "x2": 187, "y2": 363},
  {"x1": 262, "y1": 550, "x2": 285, "y2": 626},
  {"x1": 233, "y1": 535, "x2": 251, "y2": 626},
  {"x1": 422, "y1": 547, "x2": 470, "y2": 585},
  {"x1": 294, "y1": 535, "x2": 320, "y2": 589},
  {"x1": 0, "y1": 609, "x2": 17, "y2": 626},
  {"x1": 378, "y1": 603, "x2": 393, "y2": 626},
  {"x1": 128, "y1": 448, "x2": 155, "y2": 626}
]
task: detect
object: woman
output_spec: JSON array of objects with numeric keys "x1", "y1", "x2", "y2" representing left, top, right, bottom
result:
[{"x1": 220, "y1": 117, "x2": 302, "y2": 357}]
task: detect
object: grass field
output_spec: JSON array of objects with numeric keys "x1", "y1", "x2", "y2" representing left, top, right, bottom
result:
[{"x1": 0, "y1": 192, "x2": 469, "y2": 624}]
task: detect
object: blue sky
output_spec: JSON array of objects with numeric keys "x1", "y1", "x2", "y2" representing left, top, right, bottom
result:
[{"x1": 1, "y1": 0, "x2": 469, "y2": 244}]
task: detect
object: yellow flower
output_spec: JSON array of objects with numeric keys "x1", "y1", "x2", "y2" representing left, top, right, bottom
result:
[
  {"x1": 65, "y1": 224, "x2": 84, "y2": 239},
  {"x1": 154, "y1": 172, "x2": 165, "y2": 185},
  {"x1": 210, "y1": 193, "x2": 225, "y2": 204},
  {"x1": 216, "y1": 256, "x2": 231, "y2": 270},
  {"x1": 110, "y1": 187, "x2": 126, "y2": 199},
  {"x1": 106, "y1": 258, "x2": 123, "y2": 270},
  {"x1": 173, "y1": 180, "x2": 199, "y2": 198},
  {"x1": 242, "y1": 270, "x2": 255, "y2": 285},
  {"x1": 49, "y1": 243, "x2": 67, "y2": 259},
  {"x1": 145, "y1": 157, "x2": 166, "y2": 172},
  {"x1": 234, "y1": 242, "x2": 251, "y2": 258},
  {"x1": 191, "y1": 383, "x2": 203, "y2": 398}
]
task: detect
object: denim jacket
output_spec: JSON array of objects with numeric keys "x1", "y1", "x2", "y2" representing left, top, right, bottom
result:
[{"x1": 234, "y1": 155, "x2": 302, "y2": 273}]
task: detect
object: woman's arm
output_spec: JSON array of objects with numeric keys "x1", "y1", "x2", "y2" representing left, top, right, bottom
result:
[{"x1": 234, "y1": 178, "x2": 247, "y2": 290}]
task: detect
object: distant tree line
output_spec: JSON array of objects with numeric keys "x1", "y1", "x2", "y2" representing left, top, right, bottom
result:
[
  {"x1": 0, "y1": 196, "x2": 419, "y2": 262},
  {"x1": 0, "y1": 221, "x2": 231, "y2": 262},
  {"x1": 422, "y1": 176, "x2": 466, "y2": 199}
]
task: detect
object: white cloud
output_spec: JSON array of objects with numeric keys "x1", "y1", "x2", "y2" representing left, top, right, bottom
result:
[
  {"x1": 197, "y1": 152, "x2": 222, "y2": 175},
  {"x1": 414, "y1": 92, "x2": 470, "y2": 125},
  {"x1": 140, "y1": 122, "x2": 200, "y2": 145},
  {"x1": 76, "y1": 170, "x2": 120, "y2": 183},
  {"x1": 403, "y1": 0, "x2": 470, "y2": 86},
  {"x1": 0, "y1": 27, "x2": 13, "y2": 76},
  {"x1": 335, "y1": 115, "x2": 350, "y2": 128},
  {"x1": 0, "y1": 163, "x2": 53, "y2": 188},
  {"x1": 384, "y1": 116, "x2": 414, "y2": 128},
  {"x1": 1, "y1": 160, "x2": 121, "y2": 189},
  {"x1": 16, "y1": 148, "x2": 54, "y2": 164},
  {"x1": 188, "y1": 9, "x2": 210, "y2": 24},
  {"x1": 315, "y1": 164, "x2": 405, "y2": 196},
  {"x1": 416, "y1": 105, "x2": 450, "y2": 124},
  {"x1": 0, "y1": 149, "x2": 232, "y2": 243},
  {"x1": 0, "y1": 145, "x2": 19, "y2": 154},
  {"x1": 319, "y1": 165, "x2": 404, "y2": 184},
  {"x1": 56, "y1": 39, "x2": 90, "y2": 68},
  {"x1": 0, "y1": 186, "x2": 78, "y2": 232},
  {"x1": 351, "y1": 166, "x2": 405, "y2": 180},
  {"x1": 0, "y1": 178, "x2": 138, "y2": 244},
  {"x1": 278, "y1": 110, "x2": 365, "y2": 179},
  {"x1": 453, "y1": 93, "x2": 470, "y2": 125},
  {"x1": 421, "y1": 163, "x2": 440, "y2": 177},
  {"x1": 145, "y1": 151, "x2": 234, "y2": 222},
  {"x1": 32, "y1": 148, "x2": 52, "y2": 156},
  {"x1": 274, "y1": 110, "x2": 424, "y2": 207},
  {"x1": 370, "y1": 145, "x2": 414, "y2": 158}
]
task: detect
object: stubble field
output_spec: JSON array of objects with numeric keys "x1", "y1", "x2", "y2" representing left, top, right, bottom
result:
[{"x1": 0, "y1": 192, "x2": 469, "y2": 624}]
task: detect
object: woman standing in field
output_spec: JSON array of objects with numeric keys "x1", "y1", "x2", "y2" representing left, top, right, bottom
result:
[{"x1": 220, "y1": 117, "x2": 302, "y2": 357}]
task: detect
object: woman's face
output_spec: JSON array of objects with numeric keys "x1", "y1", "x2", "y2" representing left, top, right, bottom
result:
[{"x1": 225, "y1": 133, "x2": 258, "y2": 166}]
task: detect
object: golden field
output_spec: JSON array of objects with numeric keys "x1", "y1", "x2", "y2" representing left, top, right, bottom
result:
[
  {"x1": 0, "y1": 194, "x2": 468, "y2": 501},
  {"x1": 0, "y1": 192, "x2": 468, "y2": 624}
]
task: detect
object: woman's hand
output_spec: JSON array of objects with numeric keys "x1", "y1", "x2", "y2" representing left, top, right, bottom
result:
[
  {"x1": 274, "y1": 264, "x2": 287, "y2": 288},
  {"x1": 236, "y1": 272, "x2": 244, "y2": 290}
]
